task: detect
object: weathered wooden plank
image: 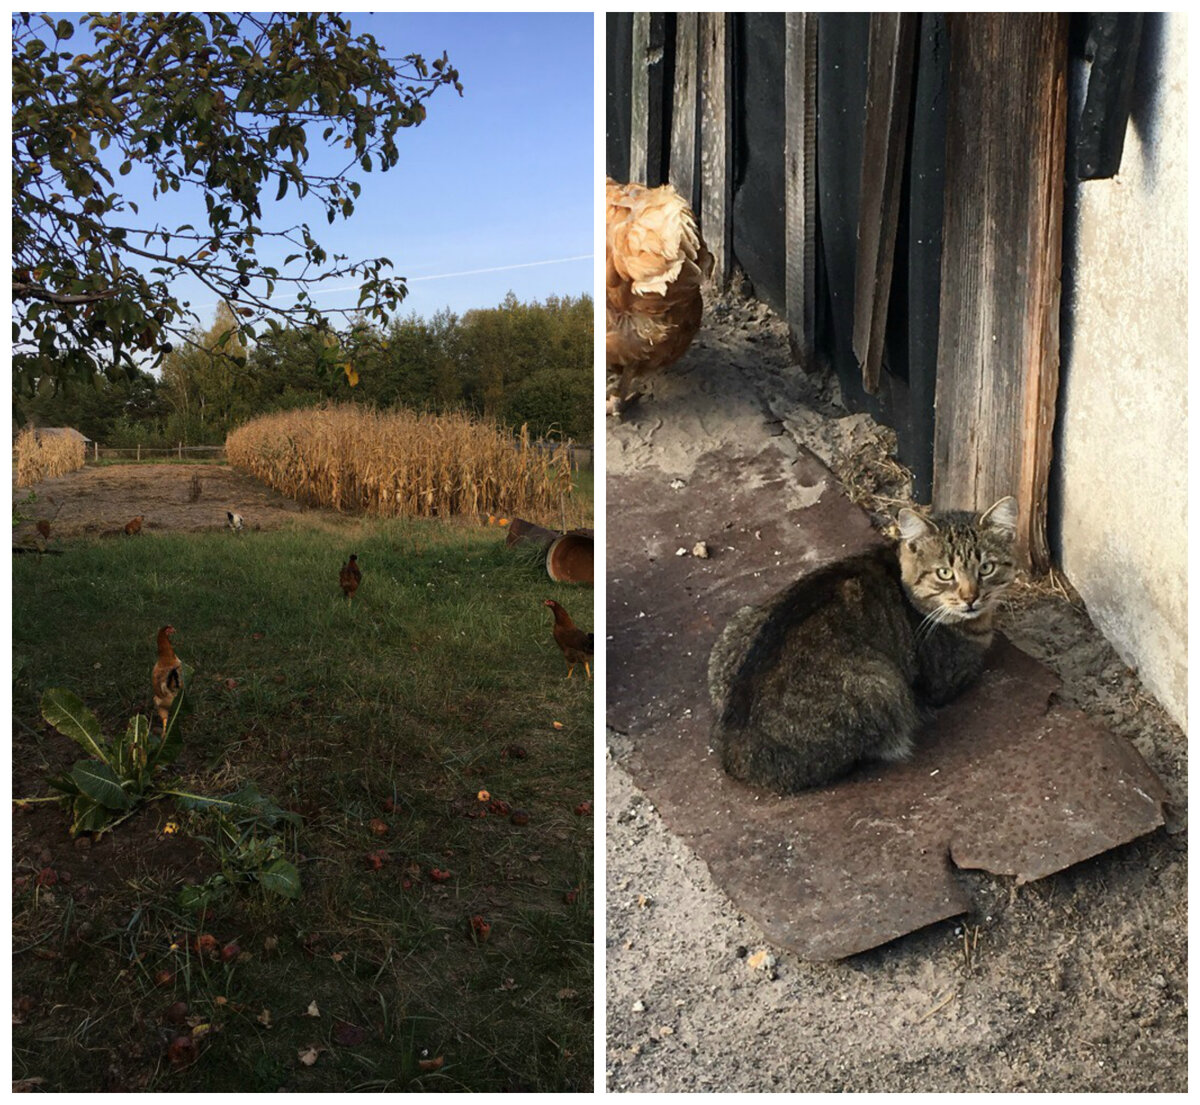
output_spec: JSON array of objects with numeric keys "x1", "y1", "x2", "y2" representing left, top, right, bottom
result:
[
  {"x1": 605, "y1": 13, "x2": 633, "y2": 182},
  {"x1": 629, "y1": 13, "x2": 650, "y2": 184},
  {"x1": 669, "y1": 13, "x2": 700, "y2": 210},
  {"x1": 699, "y1": 12, "x2": 733, "y2": 287},
  {"x1": 629, "y1": 14, "x2": 667, "y2": 185},
  {"x1": 851, "y1": 13, "x2": 918, "y2": 394},
  {"x1": 932, "y1": 13, "x2": 1069, "y2": 572},
  {"x1": 784, "y1": 13, "x2": 818, "y2": 367}
]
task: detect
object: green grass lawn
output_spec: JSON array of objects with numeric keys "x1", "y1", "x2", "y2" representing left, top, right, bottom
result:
[{"x1": 12, "y1": 518, "x2": 594, "y2": 1091}]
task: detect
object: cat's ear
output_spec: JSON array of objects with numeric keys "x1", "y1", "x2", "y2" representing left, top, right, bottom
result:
[
  {"x1": 979, "y1": 496, "x2": 1018, "y2": 534},
  {"x1": 897, "y1": 508, "x2": 937, "y2": 542}
]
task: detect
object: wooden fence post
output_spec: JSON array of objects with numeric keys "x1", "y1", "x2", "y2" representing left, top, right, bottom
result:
[
  {"x1": 137, "y1": 444, "x2": 140, "y2": 461},
  {"x1": 784, "y1": 13, "x2": 818, "y2": 368},
  {"x1": 932, "y1": 13, "x2": 1068, "y2": 572},
  {"x1": 669, "y1": 14, "x2": 701, "y2": 211},
  {"x1": 699, "y1": 13, "x2": 733, "y2": 288},
  {"x1": 851, "y1": 13, "x2": 918, "y2": 394},
  {"x1": 629, "y1": 13, "x2": 667, "y2": 186}
]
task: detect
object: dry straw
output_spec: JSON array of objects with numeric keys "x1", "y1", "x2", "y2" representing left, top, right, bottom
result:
[
  {"x1": 13, "y1": 427, "x2": 86, "y2": 487},
  {"x1": 225, "y1": 405, "x2": 574, "y2": 519}
]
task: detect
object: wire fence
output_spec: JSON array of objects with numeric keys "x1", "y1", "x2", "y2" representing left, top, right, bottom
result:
[
  {"x1": 85, "y1": 441, "x2": 593, "y2": 469},
  {"x1": 87, "y1": 444, "x2": 227, "y2": 463}
]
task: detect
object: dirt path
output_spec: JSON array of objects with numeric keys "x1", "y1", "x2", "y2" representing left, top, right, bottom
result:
[
  {"x1": 13, "y1": 463, "x2": 312, "y2": 542},
  {"x1": 605, "y1": 295, "x2": 1187, "y2": 1093}
]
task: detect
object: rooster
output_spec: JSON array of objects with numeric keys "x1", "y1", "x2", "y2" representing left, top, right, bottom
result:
[
  {"x1": 152, "y1": 625, "x2": 183, "y2": 734},
  {"x1": 544, "y1": 599, "x2": 593, "y2": 680},
  {"x1": 124, "y1": 515, "x2": 144, "y2": 536},
  {"x1": 340, "y1": 554, "x2": 362, "y2": 601},
  {"x1": 606, "y1": 177, "x2": 714, "y2": 415}
]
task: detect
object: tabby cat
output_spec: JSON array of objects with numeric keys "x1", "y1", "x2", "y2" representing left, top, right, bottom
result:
[{"x1": 707, "y1": 497, "x2": 1018, "y2": 794}]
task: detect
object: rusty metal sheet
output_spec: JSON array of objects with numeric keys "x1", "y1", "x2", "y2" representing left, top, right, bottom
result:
[{"x1": 607, "y1": 444, "x2": 1169, "y2": 960}]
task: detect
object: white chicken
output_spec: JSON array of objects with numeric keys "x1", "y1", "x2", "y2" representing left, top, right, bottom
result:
[
  {"x1": 606, "y1": 178, "x2": 714, "y2": 415},
  {"x1": 226, "y1": 510, "x2": 244, "y2": 532}
]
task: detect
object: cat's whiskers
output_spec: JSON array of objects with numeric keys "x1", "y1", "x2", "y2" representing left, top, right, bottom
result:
[{"x1": 914, "y1": 603, "x2": 953, "y2": 647}]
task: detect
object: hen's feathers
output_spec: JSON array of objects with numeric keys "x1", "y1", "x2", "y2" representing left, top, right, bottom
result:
[
  {"x1": 544, "y1": 599, "x2": 593, "y2": 679},
  {"x1": 340, "y1": 554, "x2": 362, "y2": 599},
  {"x1": 606, "y1": 178, "x2": 713, "y2": 409},
  {"x1": 152, "y1": 625, "x2": 182, "y2": 732}
]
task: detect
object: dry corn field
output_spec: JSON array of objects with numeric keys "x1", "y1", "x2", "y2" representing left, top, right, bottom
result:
[
  {"x1": 13, "y1": 427, "x2": 86, "y2": 487},
  {"x1": 225, "y1": 405, "x2": 576, "y2": 519}
]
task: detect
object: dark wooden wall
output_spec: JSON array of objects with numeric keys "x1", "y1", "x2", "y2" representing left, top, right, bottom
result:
[{"x1": 605, "y1": 13, "x2": 1143, "y2": 572}]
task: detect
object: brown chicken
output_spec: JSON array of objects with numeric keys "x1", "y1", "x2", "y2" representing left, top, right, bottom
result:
[
  {"x1": 125, "y1": 515, "x2": 144, "y2": 536},
  {"x1": 35, "y1": 520, "x2": 51, "y2": 541},
  {"x1": 544, "y1": 599, "x2": 593, "y2": 680},
  {"x1": 606, "y1": 177, "x2": 714, "y2": 414},
  {"x1": 152, "y1": 625, "x2": 183, "y2": 734},
  {"x1": 340, "y1": 554, "x2": 362, "y2": 600}
]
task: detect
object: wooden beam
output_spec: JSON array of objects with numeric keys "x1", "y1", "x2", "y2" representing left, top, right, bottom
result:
[
  {"x1": 699, "y1": 13, "x2": 733, "y2": 287},
  {"x1": 669, "y1": 13, "x2": 700, "y2": 211},
  {"x1": 628, "y1": 15, "x2": 666, "y2": 184},
  {"x1": 932, "y1": 13, "x2": 1069, "y2": 572},
  {"x1": 851, "y1": 13, "x2": 918, "y2": 394},
  {"x1": 629, "y1": 13, "x2": 650, "y2": 184},
  {"x1": 784, "y1": 13, "x2": 818, "y2": 368}
]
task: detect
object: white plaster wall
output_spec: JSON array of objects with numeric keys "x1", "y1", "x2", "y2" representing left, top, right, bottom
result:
[{"x1": 1056, "y1": 14, "x2": 1187, "y2": 728}]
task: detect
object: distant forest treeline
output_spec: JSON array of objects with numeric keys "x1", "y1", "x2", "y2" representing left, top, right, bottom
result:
[{"x1": 16, "y1": 292, "x2": 594, "y2": 447}]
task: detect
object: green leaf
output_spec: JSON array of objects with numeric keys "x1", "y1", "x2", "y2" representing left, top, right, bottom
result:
[
  {"x1": 56, "y1": 18, "x2": 75, "y2": 40},
  {"x1": 71, "y1": 760, "x2": 132, "y2": 810},
  {"x1": 45, "y1": 772, "x2": 81, "y2": 797},
  {"x1": 258, "y1": 858, "x2": 301, "y2": 899},
  {"x1": 41, "y1": 688, "x2": 111, "y2": 766},
  {"x1": 179, "y1": 876, "x2": 228, "y2": 912},
  {"x1": 123, "y1": 713, "x2": 152, "y2": 776},
  {"x1": 172, "y1": 782, "x2": 301, "y2": 828},
  {"x1": 71, "y1": 796, "x2": 113, "y2": 836}
]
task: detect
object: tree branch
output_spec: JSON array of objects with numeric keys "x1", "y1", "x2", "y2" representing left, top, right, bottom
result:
[{"x1": 12, "y1": 282, "x2": 119, "y2": 305}]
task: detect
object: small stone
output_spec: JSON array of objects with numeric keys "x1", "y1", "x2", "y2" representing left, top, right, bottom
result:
[
  {"x1": 631, "y1": 1000, "x2": 645, "y2": 1013},
  {"x1": 675, "y1": 547, "x2": 688, "y2": 557},
  {"x1": 692, "y1": 542, "x2": 709, "y2": 559}
]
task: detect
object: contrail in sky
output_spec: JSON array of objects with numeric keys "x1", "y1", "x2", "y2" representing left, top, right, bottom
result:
[
  {"x1": 407, "y1": 253, "x2": 593, "y2": 284},
  {"x1": 194, "y1": 254, "x2": 593, "y2": 312}
]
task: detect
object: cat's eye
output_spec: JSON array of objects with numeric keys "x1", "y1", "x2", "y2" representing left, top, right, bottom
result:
[
  {"x1": 935, "y1": 566, "x2": 954, "y2": 581},
  {"x1": 979, "y1": 561, "x2": 995, "y2": 576}
]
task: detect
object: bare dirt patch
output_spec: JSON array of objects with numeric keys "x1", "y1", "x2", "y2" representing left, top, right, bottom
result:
[
  {"x1": 605, "y1": 293, "x2": 1186, "y2": 1093},
  {"x1": 13, "y1": 463, "x2": 311, "y2": 542}
]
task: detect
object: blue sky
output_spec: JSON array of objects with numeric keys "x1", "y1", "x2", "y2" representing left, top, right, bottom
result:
[{"x1": 92, "y1": 13, "x2": 596, "y2": 329}]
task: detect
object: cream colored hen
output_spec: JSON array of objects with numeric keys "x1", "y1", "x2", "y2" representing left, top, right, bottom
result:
[{"x1": 606, "y1": 178, "x2": 714, "y2": 414}]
